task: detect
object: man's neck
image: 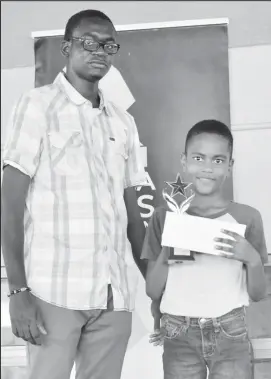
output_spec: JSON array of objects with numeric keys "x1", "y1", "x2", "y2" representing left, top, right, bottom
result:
[{"x1": 65, "y1": 70, "x2": 100, "y2": 108}]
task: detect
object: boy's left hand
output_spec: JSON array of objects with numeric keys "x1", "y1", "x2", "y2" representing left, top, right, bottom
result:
[{"x1": 214, "y1": 229, "x2": 260, "y2": 266}]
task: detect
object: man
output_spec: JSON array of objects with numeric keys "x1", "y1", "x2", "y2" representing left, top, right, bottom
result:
[{"x1": 1, "y1": 10, "x2": 147, "y2": 379}]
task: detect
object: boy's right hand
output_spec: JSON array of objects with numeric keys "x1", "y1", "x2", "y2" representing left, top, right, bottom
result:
[
  {"x1": 9, "y1": 291, "x2": 47, "y2": 345},
  {"x1": 150, "y1": 299, "x2": 166, "y2": 346},
  {"x1": 149, "y1": 327, "x2": 167, "y2": 346}
]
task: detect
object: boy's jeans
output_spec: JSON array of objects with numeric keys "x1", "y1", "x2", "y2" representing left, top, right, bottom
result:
[{"x1": 162, "y1": 306, "x2": 253, "y2": 379}]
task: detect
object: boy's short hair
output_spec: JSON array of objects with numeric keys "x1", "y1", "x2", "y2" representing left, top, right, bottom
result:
[
  {"x1": 185, "y1": 119, "x2": 233, "y2": 157},
  {"x1": 64, "y1": 10, "x2": 114, "y2": 41}
]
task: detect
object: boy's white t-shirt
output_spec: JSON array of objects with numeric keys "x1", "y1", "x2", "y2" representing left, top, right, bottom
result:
[{"x1": 141, "y1": 202, "x2": 268, "y2": 318}]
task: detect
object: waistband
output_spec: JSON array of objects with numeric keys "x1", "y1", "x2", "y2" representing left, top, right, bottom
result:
[{"x1": 162, "y1": 306, "x2": 246, "y2": 328}]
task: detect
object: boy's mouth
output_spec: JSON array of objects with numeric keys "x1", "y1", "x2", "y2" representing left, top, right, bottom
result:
[{"x1": 197, "y1": 177, "x2": 215, "y2": 183}]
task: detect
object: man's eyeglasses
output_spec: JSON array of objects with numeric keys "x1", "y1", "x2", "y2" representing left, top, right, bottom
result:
[{"x1": 70, "y1": 37, "x2": 120, "y2": 55}]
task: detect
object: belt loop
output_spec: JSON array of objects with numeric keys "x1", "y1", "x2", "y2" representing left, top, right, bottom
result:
[
  {"x1": 185, "y1": 316, "x2": 190, "y2": 328},
  {"x1": 212, "y1": 317, "x2": 220, "y2": 333},
  {"x1": 243, "y1": 305, "x2": 246, "y2": 316},
  {"x1": 243, "y1": 305, "x2": 247, "y2": 321}
]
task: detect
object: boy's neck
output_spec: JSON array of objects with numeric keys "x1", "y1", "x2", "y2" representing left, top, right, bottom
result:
[{"x1": 189, "y1": 192, "x2": 230, "y2": 216}]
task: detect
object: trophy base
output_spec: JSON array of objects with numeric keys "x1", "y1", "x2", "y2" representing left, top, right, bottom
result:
[{"x1": 168, "y1": 247, "x2": 195, "y2": 262}]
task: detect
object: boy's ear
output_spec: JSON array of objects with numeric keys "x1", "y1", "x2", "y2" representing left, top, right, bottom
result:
[
  {"x1": 61, "y1": 40, "x2": 71, "y2": 58},
  {"x1": 180, "y1": 152, "x2": 187, "y2": 172},
  {"x1": 228, "y1": 158, "x2": 234, "y2": 175}
]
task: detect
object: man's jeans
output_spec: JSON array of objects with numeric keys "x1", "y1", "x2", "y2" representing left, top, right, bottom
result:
[{"x1": 161, "y1": 307, "x2": 253, "y2": 379}]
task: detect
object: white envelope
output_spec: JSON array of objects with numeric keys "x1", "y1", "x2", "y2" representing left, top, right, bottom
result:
[{"x1": 161, "y1": 212, "x2": 246, "y2": 256}]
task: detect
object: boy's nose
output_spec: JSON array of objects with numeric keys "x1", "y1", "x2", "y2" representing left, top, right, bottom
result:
[{"x1": 202, "y1": 165, "x2": 213, "y2": 173}]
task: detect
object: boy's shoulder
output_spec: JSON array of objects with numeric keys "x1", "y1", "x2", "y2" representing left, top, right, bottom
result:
[
  {"x1": 141, "y1": 206, "x2": 168, "y2": 261},
  {"x1": 151, "y1": 206, "x2": 168, "y2": 224},
  {"x1": 145, "y1": 206, "x2": 169, "y2": 237},
  {"x1": 229, "y1": 202, "x2": 268, "y2": 263},
  {"x1": 228, "y1": 201, "x2": 262, "y2": 226}
]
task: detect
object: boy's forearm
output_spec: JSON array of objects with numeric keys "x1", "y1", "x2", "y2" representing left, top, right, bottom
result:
[
  {"x1": 152, "y1": 298, "x2": 162, "y2": 330},
  {"x1": 154, "y1": 313, "x2": 161, "y2": 330},
  {"x1": 246, "y1": 257, "x2": 267, "y2": 302},
  {"x1": 146, "y1": 249, "x2": 169, "y2": 300}
]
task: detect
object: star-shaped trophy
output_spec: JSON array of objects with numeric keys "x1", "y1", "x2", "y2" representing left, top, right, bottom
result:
[
  {"x1": 165, "y1": 173, "x2": 191, "y2": 197},
  {"x1": 163, "y1": 173, "x2": 195, "y2": 262}
]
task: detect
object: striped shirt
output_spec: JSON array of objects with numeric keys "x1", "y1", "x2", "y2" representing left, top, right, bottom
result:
[{"x1": 3, "y1": 72, "x2": 145, "y2": 311}]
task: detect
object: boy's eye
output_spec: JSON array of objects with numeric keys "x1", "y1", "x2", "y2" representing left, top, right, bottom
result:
[
  {"x1": 214, "y1": 159, "x2": 224, "y2": 164},
  {"x1": 193, "y1": 156, "x2": 203, "y2": 162}
]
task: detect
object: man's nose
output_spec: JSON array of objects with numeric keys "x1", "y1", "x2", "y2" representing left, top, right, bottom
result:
[{"x1": 93, "y1": 46, "x2": 107, "y2": 55}]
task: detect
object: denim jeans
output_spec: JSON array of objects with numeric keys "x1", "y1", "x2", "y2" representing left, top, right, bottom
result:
[{"x1": 161, "y1": 306, "x2": 253, "y2": 379}]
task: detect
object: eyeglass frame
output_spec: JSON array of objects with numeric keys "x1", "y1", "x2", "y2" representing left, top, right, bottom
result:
[{"x1": 69, "y1": 37, "x2": 120, "y2": 54}]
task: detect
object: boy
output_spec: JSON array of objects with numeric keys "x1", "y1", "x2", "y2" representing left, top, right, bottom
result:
[{"x1": 141, "y1": 120, "x2": 268, "y2": 379}]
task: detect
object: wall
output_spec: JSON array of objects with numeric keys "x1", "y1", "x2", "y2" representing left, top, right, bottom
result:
[
  {"x1": 2, "y1": 1, "x2": 271, "y2": 252},
  {"x1": 2, "y1": 1, "x2": 271, "y2": 69},
  {"x1": 230, "y1": 44, "x2": 271, "y2": 252},
  {"x1": 1, "y1": 2, "x2": 271, "y2": 378}
]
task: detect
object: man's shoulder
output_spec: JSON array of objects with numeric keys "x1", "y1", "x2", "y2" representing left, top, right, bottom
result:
[
  {"x1": 19, "y1": 83, "x2": 62, "y2": 110},
  {"x1": 228, "y1": 201, "x2": 261, "y2": 224}
]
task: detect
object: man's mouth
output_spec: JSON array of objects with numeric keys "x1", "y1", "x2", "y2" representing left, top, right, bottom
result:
[{"x1": 88, "y1": 61, "x2": 107, "y2": 68}]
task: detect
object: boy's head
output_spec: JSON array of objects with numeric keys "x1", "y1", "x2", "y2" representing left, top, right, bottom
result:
[{"x1": 181, "y1": 120, "x2": 234, "y2": 196}]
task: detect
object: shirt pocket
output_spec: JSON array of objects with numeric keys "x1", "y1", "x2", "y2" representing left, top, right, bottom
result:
[
  {"x1": 48, "y1": 130, "x2": 85, "y2": 176},
  {"x1": 105, "y1": 139, "x2": 128, "y2": 178}
]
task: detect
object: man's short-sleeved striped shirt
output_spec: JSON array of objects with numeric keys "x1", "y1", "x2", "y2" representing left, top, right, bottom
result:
[{"x1": 3, "y1": 72, "x2": 145, "y2": 311}]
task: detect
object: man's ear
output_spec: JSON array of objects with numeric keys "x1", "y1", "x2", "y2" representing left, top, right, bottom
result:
[
  {"x1": 61, "y1": 40, "x2": 71, "y2": 58},
  {"x1": 180, "y1": 152, "x2": 187, "y2": 172}
]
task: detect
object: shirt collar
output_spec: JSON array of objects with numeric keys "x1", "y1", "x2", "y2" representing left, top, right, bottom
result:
[{"x1": 54, "y1": 71, "x2": 110, "y2": 114}]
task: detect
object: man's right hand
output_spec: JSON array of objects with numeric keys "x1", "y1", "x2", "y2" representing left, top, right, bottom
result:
[{"x1": 9, "y1": 291, "x2": 47, "y2": 345}]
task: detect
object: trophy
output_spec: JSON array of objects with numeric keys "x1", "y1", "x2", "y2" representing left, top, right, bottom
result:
[
  {"x1": 161, "y1": 174, "x2": 247, "y2": 259},
  {"x1": 162, "y1": 173, "x2": 195, "y2": 262}
]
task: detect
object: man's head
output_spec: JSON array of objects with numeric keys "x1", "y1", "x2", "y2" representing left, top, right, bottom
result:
[
  {"x1": 181, "y1": 120, "x2": 234, "y2": 196},
  {"x1": 61, "y1": 10, "x2": 118, "y2": 82}
]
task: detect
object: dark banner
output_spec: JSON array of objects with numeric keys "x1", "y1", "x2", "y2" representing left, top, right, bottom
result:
[{"x1": 34, "y1": 23, "x2": 232, "y2": 227}]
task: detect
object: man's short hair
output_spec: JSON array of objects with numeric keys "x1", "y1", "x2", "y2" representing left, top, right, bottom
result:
[
  {"x1": 185, "y1": 119, "x2": 233, "y2": 157},
  {"x1": 64, "y1": 10, "x2": 114, "y2": 41}
]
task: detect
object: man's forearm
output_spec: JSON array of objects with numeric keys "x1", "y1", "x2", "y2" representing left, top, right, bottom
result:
[
  {"x1": 1, "y1": 167, "x2": 29, "y2": 291},
  {"x1": 246, "y1": 258, "x2": 267, "y2": 302},
  {"x1": 1, "y1": 205, "x2": 27, "y2": 291},
  {"x1": 124, "y1": 186, "x2": 147, "y2": 278}
]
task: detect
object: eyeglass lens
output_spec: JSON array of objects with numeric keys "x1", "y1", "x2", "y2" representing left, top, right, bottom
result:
[{"x1": 83, "y1": 41, "x2": 119, "y2": 54}]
